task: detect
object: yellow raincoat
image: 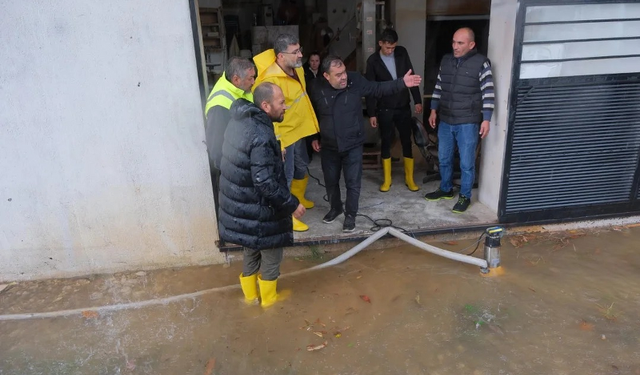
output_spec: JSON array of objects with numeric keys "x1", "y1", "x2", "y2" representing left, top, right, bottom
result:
[{"x1": 253, "y1": 49, "x2": 319, "y2": 149}]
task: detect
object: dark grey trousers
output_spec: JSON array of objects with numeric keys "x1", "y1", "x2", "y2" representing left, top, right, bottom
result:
[{"x1": 242, "y1": 247, "x2": 284, "y2": 281}]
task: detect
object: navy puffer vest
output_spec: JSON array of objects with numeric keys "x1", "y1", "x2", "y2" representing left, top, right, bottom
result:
[{"x1": 438, "y1": 50, "x2": 487, "y2": 125}]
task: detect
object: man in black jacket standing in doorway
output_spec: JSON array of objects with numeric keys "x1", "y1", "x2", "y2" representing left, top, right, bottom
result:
[
  {"x1": 366, "y1": 29, "x2": 423, "y2": 193},
  {"x1": 308, "y1": 56, "x2": 421, "y2": 232}
]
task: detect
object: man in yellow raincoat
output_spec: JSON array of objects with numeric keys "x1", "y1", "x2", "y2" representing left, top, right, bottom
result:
[{"x1": 253, "y1": 34, "x2": 320, "y2": 232}]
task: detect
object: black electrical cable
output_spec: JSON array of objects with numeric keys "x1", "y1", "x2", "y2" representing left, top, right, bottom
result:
[
  {"x1": 461, "y1": 232, "x2": 486, "y2": 256},
  {"x1": 307, "y1": 167, "x2": 414, "y2": 235},
  {"x1": 307, "y1": 167, "x2": 487, "y2": 253}
]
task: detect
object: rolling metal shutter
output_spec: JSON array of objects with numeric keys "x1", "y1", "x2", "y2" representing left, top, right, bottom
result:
[{"x1": 499, "y1": 0, "x2": 640, "y2": 222}]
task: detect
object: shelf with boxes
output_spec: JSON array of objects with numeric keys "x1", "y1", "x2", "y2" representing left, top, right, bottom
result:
[
  {"x1": 200, "y1": 7, "x2": 225, "y2": 52},
  {"x1": 199, "y1": 6, "x2": 227, "y2": 89}
]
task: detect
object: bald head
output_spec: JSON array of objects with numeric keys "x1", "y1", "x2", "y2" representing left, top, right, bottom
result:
[
  {"x1": 253, "y1": 82, "x2": 287, "y2": 123},
  {"x1": 456, "y1": 27, "x2": 475, "y2": 42},
  {"x1": 452, "y1": 27, "x2": 476, "y2": 58}
]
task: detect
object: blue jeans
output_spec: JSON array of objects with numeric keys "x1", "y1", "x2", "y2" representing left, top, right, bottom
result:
[
  {"x1": 438, "y1": 121, "x2": 479, "y2": 198},
  {"x1": 284, "y1": 139, "x2": 310, "y2": 187}
]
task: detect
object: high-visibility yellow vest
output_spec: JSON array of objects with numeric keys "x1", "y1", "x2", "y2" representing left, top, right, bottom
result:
[{"x1": 204, "y1": 74, "x2": 253, "y2": 117}]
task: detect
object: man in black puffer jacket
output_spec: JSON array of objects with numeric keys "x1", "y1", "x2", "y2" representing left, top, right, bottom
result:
[
  {"x1": 308, "y1": 56, "x2": 422, "y2": 232},
  {"x1": 219, "y1": 82, "x2": 306, "y2": 308}
]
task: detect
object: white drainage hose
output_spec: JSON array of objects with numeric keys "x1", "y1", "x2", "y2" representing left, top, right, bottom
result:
[{"x1": 0, "y1": 228, "x2": 487, "y2": 321}]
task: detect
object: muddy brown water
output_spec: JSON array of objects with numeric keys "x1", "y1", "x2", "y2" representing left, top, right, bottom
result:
[{"x1": 1, "y1": 227, "x2": 639, "y2": 375}]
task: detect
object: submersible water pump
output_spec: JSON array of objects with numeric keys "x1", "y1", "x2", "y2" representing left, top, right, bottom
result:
[{"x1": 481, "y1": 226, "x2": 504, "y2": 273}]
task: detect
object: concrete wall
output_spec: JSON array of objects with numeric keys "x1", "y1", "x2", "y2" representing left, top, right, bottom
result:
[
  {"x1": 478, "y1": 0, "x2": 519, "y2": 214},
  {"x1": 0, "y1": 1, "x2": 223, "y2": 282},
  {"x1": 394, "y1": 0, "x2": 427, "y2": 109}
]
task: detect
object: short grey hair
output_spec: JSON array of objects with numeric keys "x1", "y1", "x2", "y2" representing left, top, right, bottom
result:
[
  {"x1": 321, "y1": 55, "x2": 344, "y2": 74},
  {"x1": 225, "y1": 57, "x2": 255, "y2": 81},
  {"x1": 253, "y1": 82, "x2": 277, "y2": 108},
  {"x1": 273, "y1": 34, "x2": 299, "y2": 55}
]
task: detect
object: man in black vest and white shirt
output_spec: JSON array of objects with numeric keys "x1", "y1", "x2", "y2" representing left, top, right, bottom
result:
[{"x1": 424, "y1": 27, "x2": 494, "y2": 213}]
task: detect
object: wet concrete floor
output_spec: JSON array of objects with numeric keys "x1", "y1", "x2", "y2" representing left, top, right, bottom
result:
[
  {"x1": 296, "y1": 155, "x2": 498, "y2": 242},
  {"x1": 1, "y1": 226, "x2": 640, "y2": 375}
]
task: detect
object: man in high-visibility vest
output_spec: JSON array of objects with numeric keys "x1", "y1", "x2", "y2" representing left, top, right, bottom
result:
[
  {"x1": 253, "y1": 34, "x2": 320, "y2": 233},
  {"x1": 205, "y1": 57, "x2": 256, "y2": 216}
]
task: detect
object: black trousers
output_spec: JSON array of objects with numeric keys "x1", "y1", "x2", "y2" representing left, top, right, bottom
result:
[
  {"x1": 320, "y1": 146, "x2": 363, "y2": 216},
  {"x1": 377, "y1": 107, "x2": 414, "y2": 159}
]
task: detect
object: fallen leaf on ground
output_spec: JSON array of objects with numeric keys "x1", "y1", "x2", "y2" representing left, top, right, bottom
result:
[
  {"x1": 487, "y1": 323, "x2": 505, "y2": 335},
  {"x1": 306, "y1": 341, "x2": 328, "y2": 352},
  {"x1": 579, "y1": 320, "x2": 594, "y2": 331},
  {"x1": 312, "y1": 331, "x2": 324, "y2": 338},
  {"x1": 360, "y1": 295, "x2": 371, "y2": 303},
  {"x1": 528, "y1": 287, "x2": 536, "y2": 293},
  {"x1": 526, "y1": 257, "x2": 542, "y2": 266},
  {"x1": 81, "y1": 310, "x2": 99, "y2": 319},
  {"x1": 415, "y1": 294, "x2": 421, "y2": 305},
  {"x1": 596, "y1": 303, "x2": 618, "y2": 321},
  {"x1": 204, "y1": 358, "x2": 216, "y2": 375},
  {"x1": 345, "y1": 307, "x2": 357, "y2": 315}
]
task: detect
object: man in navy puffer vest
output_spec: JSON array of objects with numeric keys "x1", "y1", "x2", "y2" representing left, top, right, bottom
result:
[{"x1": 424, "y1": 27, "x2": 494, "y2": 213}]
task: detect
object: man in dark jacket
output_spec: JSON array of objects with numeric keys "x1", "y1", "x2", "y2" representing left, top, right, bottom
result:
[
  {"x1": 366, "y1": 29, "x2": 423, "y2": 193},
  {"x1": 219, "y1": 82, "x2": 306, "y2": 308},
  {"x1": 204, "y1": 57, "x2": 255, "y2": 217},
  {"x1": 308, "y1": 56, "x2": 421, "y2": 232},
  {"x1": 424, "y1": 27, "x2": 494, "y2": 213}
]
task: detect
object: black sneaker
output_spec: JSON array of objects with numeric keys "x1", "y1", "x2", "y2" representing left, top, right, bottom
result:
[
  {"x1": 452, "y1": 195, "x2": 471, "y2": 213},
  {"x1": 322, "y1": 207, "x2": 343, "y2": 223},
  {"x1": 424, "y1": 188, "x2": 454, "y2": 201},
  {"x1": 343, "y1": 214, "x2": 356, "y2": 232}
]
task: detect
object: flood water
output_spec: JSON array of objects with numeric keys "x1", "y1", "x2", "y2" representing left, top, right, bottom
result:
[{"x1": 1, "y1": 226, "x2": 639, "y2": 375}]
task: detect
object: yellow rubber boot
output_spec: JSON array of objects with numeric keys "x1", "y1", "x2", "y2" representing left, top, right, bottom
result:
[
  {"x1": 291, "y1": 175, "x2": 314, "y2": 209},
  {"x1": 258, "y1": 276, "x2": 291, "y2": 308},
  {"x1": 292, "y1": 216, "x2": 309, "y2": 232},
  {"x1": 239, "y1": 273, "x2": 259, "y2": 305},
  {"x1": 380, "y1": 158, "x2": 392, "y2": 192},
  {"x1": 404, "y1": 157, "x2": 419, "y2": 191}
]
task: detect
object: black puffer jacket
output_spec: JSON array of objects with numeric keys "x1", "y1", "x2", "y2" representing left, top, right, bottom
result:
[
  {"x1": 309, "y1": 72, "x2": 406, "y2": 152},
  {"x1": 218, "y1": 99, "x2": 300, "y2": 250}
]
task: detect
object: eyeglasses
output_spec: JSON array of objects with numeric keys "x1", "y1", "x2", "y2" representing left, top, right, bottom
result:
[{"x1": 281, "y1": 47, "x2": 303, "y2": 56}]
